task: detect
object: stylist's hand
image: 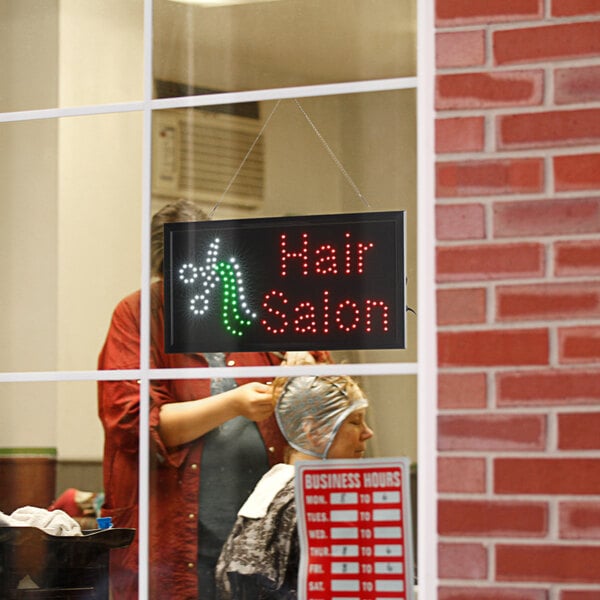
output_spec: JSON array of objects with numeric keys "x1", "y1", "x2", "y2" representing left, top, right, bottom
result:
[{"x1": 234, "y1": 382, "x2": 275, "y2": 422}]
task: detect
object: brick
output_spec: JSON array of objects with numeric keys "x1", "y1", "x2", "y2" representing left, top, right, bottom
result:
[
  {"x1": 436, "y1": 0, "x2": 542, "y2": 26},
  {"x1": 496, "y1": 282, "x2": 600, "y2": 321},
  {"x1": 438, "y1": 457, "x2": 486, "y2": 493},
  {"x1": 437, "y1": 288, "x2": 486, "y2": 325},
  {"x1": 554, "y1": 154, "x2": 600, "y2": 190},
  {"x1": 552, "y1": 0, "x2": 600, "y2": 17},
  {"x1": 496, "y1": 544, "x2": 600, "y2": 583},
  {"x1": 498, "y1": 109, "x2": 600, "y2": 150},
  {"x1": 436, "y1": 71, "x2": 543, "y2": 110},
  {"x1": 494, "y1": 22, "x2": 600, "y2": 65},
  {"x1": 437, "y1": 243, "x2": 545, "y2": 282},
  {"x1": 436, "y1": 204, "x2": 486, "y2": 241},
  {"x1": 439, "y1": 588, "x2": 548, "y2": 600},
  {"x1": 555, "y1": 241, "x2": 600, "y2": 277},
  {"x1": 436, "y1": 31, "x2": 486, "y2": 68},
  {"x1": 495, "y1": 458, "x2": 600, "y2": 495},
  {"x1": 561, "y1": 592, "x2": 600, "y2": 600},
  {"x1": 436, "y1": 117, "x2": 485, "y2": 154},
  {"x1": 558, "y1": 412, "x2": 600, "y2": 449},
  {"x1": 439, "y1": 329, "x2": 549, "y2": 367},
  {"x1": 493, "y1": 198, "x2": 600, "y2": 237},
  {"x1": 559, "y1": 326, "x2": 600, "y2": 364},
  {"x1": 439, "y1": 542, "x2": 487, "y2": 579},
  {"x1": 439, "y1": 499, "x2": 548, "y2": 536},
  {"x1": 438, "y1": 372, "x2": 487, "y2": 409},
  {"x1": 439, "y1": 414, "x2": 546, "y2": 451},
  {"x1": 560, "y1": 502, "x2": 600, "y2": 539},
  {"x1": 555, "y1": 66, "x2": 600, "y2": 105},
  {"x1": 497, "y1": 369, "x2": 600, "y2": 406},
  {"x1": 437, "y1": 159, "x2": 543, "y2": 198}
]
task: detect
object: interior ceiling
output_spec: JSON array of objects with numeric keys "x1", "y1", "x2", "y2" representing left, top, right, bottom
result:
[{"x1": 153, "y1": 0, "x2": 416, "y2": 92}]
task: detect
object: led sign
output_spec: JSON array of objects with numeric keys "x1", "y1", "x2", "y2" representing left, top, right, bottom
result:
[{"x1": 164, "y1": 211, "x2": 405, "y2": 353}]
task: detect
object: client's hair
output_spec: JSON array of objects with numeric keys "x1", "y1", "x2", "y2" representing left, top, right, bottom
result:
[{"x1": 273, "y1": 374, "x2": 368, "y2": 459}]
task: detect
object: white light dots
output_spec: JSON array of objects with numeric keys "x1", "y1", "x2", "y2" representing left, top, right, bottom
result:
[
  {"x1": 181, "y1": 238, "x2": 222, "y2": 314},
  {"x1": 177, "y1": 238, "x2": 256, "y2": 337},
  {"x1": 179, "y1": 263, "x2": 199, "y2": 284}
]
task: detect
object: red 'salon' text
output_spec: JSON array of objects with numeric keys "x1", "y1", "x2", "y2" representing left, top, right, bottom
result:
[{"x1": 261, "y1": 290, "x2": 390, "y2": 335}]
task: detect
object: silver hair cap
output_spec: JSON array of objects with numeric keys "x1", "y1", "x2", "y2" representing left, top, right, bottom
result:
[{"x1": 275, "y1": 376, "x2": 368, "y2": 459}]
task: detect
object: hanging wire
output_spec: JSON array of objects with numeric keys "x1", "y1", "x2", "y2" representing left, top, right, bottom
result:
[
  {"x1": 208, "y1": 99, "x2": 282, "y2": 219},
  {"x1": 293, "y1": 99, "x2": 371, "y2": 209},
  {"x1": 209, "y1": 97, "x2": 372, "y2": 218}
]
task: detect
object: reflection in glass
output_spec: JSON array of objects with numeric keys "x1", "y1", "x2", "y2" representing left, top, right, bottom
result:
[
  {"x1": 0, "y1": 113, "x2": 142, "y2": 373},
  {"x1": 0, "y1": 0, "x2": 143, "y2": 112},
  {"x1": 153, "y1": 0, "x2": 416, "y2": 95}
]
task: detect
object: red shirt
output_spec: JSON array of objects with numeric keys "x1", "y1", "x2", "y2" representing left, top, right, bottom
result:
[{"x1": 98, "y1": 282, "x2": 327, "y2": 599}]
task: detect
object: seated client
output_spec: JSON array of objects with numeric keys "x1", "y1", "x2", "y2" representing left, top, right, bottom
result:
[{"x1": 216, "y1": 373, "x2": 374, "y2": 600}]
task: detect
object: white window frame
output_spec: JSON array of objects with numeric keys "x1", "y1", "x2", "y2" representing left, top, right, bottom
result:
[{"x1": 0, "y1": 0, "x2": 437, "y2": 597}]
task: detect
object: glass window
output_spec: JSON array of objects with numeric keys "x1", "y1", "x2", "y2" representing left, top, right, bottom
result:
[
  {"x1": 139, "y1": 69, "x2": 419, "y2": 600},
  {"x1": 153, "y1": 0, "x2": 416, "y2": 96},
  {"x1": 0, "y1": 0, "x2": 143, "y2": 112},
  {"x1": 0, "y1": 0, "x2": 434, "y2": 598},
  {"x1": 0, "y1": 113, "x2": 142, "y2": 373},
  {"x1": 150, "y1": 91, "x2": 417, "y2": 363},
  {"x1": 139, "y1": 373, "x2": 417, "y2": 598}
]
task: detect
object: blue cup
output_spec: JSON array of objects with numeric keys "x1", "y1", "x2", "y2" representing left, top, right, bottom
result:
[{"x1": 96, "y1": 517, "x2": 113, "y2": 530}]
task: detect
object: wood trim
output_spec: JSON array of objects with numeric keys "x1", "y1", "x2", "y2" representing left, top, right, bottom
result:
[{"x1": 0, "y1": 457, "x2": 56, "y2": 513}]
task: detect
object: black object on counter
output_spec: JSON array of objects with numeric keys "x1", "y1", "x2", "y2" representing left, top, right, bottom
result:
[{"x1": 0, "y1": 526, "x2": 135, "y2": 599}]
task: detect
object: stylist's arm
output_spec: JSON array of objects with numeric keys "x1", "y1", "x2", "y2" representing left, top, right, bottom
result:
[{"x1": 158, "y1": 381, "x2": 274, "y2": 448}]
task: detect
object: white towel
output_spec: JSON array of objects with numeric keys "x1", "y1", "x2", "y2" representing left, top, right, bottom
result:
[
  {"x1": 238, "y1": 463, "x2": 295, "y2": 519},
  {"x1": 0, "y1": 506, "x2": 82, "y2": 536}
]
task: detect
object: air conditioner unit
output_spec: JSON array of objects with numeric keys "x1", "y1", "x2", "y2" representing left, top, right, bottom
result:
[{"x1": 152, "y1": 107, "x2": 264, "y2": 210}]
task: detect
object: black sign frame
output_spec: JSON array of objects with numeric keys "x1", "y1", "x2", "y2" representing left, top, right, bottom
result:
[{"x1": 164, "y1": 211, "x2": 405, "y2": 353}]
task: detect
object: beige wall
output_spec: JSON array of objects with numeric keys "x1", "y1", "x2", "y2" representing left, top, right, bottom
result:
[
  {"x1": 56, "y1": 0, "x2": 144, "y2": 459},
  {"x1": 0, "y1": 2, "x2": 59, "y2": 446}
]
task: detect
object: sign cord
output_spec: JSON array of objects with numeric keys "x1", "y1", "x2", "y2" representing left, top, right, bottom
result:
[
  {"x1": 294, "y1": 99, "x2": 371, "y2": 209},
  {"x1": 208, "y1": 99, "x2": 282, "y2": 219},
  {"x1": 209, "y1": 97, "x2": 372, "y2": 218}
]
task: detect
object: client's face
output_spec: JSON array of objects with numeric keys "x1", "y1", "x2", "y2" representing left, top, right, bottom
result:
[{"x1": 326, "y1": 408, "x2": 373, "y2": 460}]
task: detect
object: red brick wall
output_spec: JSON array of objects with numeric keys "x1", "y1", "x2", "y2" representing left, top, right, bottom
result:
[{"x1": 435, "y1": 0, "x2": 600, "y2": 597}]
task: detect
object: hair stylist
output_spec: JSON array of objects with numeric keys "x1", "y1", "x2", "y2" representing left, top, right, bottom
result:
[{"x1": 97, "y1": 200, "x2": 330, "y2": 600}]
